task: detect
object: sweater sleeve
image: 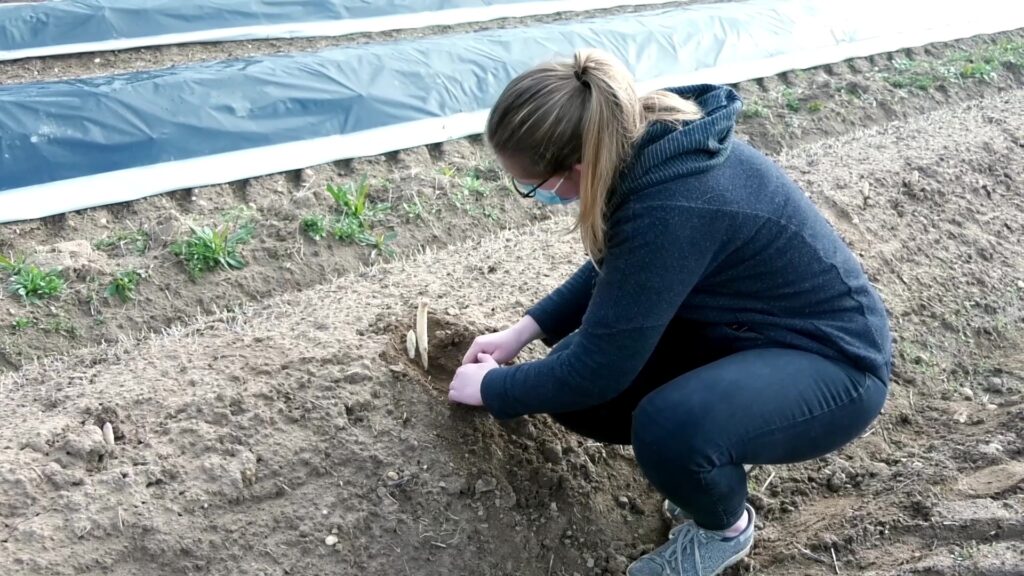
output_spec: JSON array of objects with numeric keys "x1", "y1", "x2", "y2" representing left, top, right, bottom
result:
[
  {"x1": 526, "y1": 261, "x2": 599, "y2": 346},
  {"x1": 480, "y1": 202, "x2": 726, "y2": 420}
]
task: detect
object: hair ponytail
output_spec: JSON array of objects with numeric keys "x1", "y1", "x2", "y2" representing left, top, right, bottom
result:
[{"x1": 487, "y1": 49, "x2": 702, "y2": 261}]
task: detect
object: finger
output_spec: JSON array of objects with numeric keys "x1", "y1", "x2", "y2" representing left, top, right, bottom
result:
[
  {"x1": 477, "y1": 353, "x2": 496, "y2": 365},
  {"x1": 462, "y1": 341, "x2": 482, "y2": 365},
  {"x1": 449, "y1": 387, "x2": 463, "y2": 404}
]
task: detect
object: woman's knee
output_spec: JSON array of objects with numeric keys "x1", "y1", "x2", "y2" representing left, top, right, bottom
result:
[{"x1": 630, "y1": 388, "x2": 710, "y2": 468}]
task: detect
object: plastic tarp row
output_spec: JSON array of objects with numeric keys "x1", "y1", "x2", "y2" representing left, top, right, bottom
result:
[
  {"x1": 2, "y1": 0, "x2": 1023, "y2": 223},
  {"x1": 0, "y1": 0, "x2": 684, "y2": 61}
]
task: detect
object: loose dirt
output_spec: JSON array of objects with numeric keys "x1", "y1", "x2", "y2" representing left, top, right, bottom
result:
[{"x1": 1, "y1": 87, "x2": 1022, "y2": 575}]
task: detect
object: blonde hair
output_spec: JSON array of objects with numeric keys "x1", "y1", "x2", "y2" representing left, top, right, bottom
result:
[{"x1": 486, "y1": 49, "x2": 703, "y2": 260}]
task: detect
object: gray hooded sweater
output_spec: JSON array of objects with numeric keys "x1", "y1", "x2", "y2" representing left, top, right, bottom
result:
[{"x1": 480, "y1": 84, "x2": 892, "y2": 420}]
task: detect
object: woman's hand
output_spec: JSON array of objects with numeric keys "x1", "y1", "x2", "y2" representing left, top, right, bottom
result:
[
  {"x1": 461, "y1": 315, "x2": 544, "y2": 365},
  {"x1": 449, "y1": 353, "x2": 499, "y2": 406}
]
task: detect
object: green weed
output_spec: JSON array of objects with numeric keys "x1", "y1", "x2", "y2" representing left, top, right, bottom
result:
[
  {"x1": 331, "y1": 215, "x2": 364, "y2": 242},
  {"x1": 221, "y1": 205, "x2": 258, "y2": 226},
  {"x1": 106, "y1": 270, "x2": 143, "y2": 303},
  {"x1": 438, "y1": 165, "x2": 458, "y2": 179},
  {"x1": 170, "y1": 223, "x2": 254, "y2": 279},
  {"x1": 323, "y1": 178, "x2": 401, "y2": 255},
  {"x1": 2, "y1": 256, "x2": 65, "y2": 304},
  {"x1": 741, "y1": 101, "x2": 768, "y2": 119},
  {"x1": 960, "y1": 61, "x2": 997, "y2": 80},
  {"x1": 45, "y1": 317, "x2": 78, "y2": 337},
  {"x1": 93, "y1": 229, "x2": 150, "y2": 255},
  {"x1": 781, "y1": 88, "x2": 801, "y2": 112},
  {"x1": 0, "y1": 254, "x2": 25, "y2": 276},
  {"x1": 301, "y1": 214, "x2": 328, "y2": 240},
  {"x1": 807, "y1": 100, "x2": 824, "y2": 113},
  {"x1": 886, "y1": 42, "x2": 1024, "y2": 90},
  {"x1": 326, "y1": 177, "x2": 390, "y2": 226},
  {"x1": 402, "y1": 202, "x2": 423, "y2": 221},
  {"x1": 358, "y1": 230, "x2": 398, "y2": 259},
  {"x1": 462, "y1": 174, "x2": 488, "y2": 196},
  {"x1": 11, "y1": 317, "x2": 33, "y2": 330}
]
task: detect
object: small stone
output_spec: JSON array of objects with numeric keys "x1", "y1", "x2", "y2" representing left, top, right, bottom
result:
[
  {"x1": 549, "y1": 502, "x2": 558, "y2": 513},
  {"x1": 984, "y1": 377, "x2": 1006, "y2": 393},
  {"x1": 475, "y1": 476, "x2": 497, "y2": 494},
  {"x1": 954, "y1": 410, "x2": 968, "y2": 424},
  {"x1": 616, "y1": 496, "x2": 630, "y2": 510},
  {"x1": 60, "y1": 425, "x2": 111, "y2": 464},
  {"x1": 324, "y1": 535, "x2": 338, "y2": 546},
  {"x1": 500, "y1": 418, "x2": 536, "y2": 439},
  {"x1": 541, "y1": 443, "x2": 563, "y2": 464},
  {"x1": 22, "y1": 436, "x2": 48, "y2": 454},
  {"x1": 586, "y1": 557, "x2": 595, "y2": 568},
  {"x1": 980, "y1": 443, "x2": 1003, "y2": 456},
  {"x1": 960, "y1": 387, "x2": 975, "y2": 401},
  {"x1": 866, "y1": 462, "x2": 890, "y2": 478},
  {"x1": 343, "y1": 369, "x2": 373, "y2": 384},
  {"x1": 827, "y1": 471, "x2": 846, "y2": 493},
  {"x1": 608, "y1": 555, "x2": 629, "y2": 574},
  {"x1": 986, "y1": 404, "x2": 998, "y2": 411},
  {"x1": 385, "y1": 471, "x2": 399, "y2": 481}
]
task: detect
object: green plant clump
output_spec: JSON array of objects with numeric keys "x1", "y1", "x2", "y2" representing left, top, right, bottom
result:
[
  {"x1": 93, "y1": 229, "x2": 150, "y2": 255},
  {"x1": 326, "y1": 177, "x2": 390, "y2": 227},
  {"x1": 357, "y1": 230, "x2": 398, "y2": 259},
  {"x1": 1, "y1": 255, "x2": 65, "y2": 303},
  {"x1": 781, "y1": 88, "x2": 801, "y2": 112},
  {"x1": 301, "y1": 214, "x2": 327, "y2": 240},
  {"x1": 322, "y1": 177, "x2": 398, "y2": 259},
  {"x1": 462, "y1": 174, "x2": 488, "y2": 196},
  {"x1": 12, "y1": 317, "x2": 33, "y2": 330},
  {"x1": 170, "y1": 223, "x2": 254, "y2": 279},
  {"x1": 106, "y1": 270, "x2": 143, "y2": 303}
]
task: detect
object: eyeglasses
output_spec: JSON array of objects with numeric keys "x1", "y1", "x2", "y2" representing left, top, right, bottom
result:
[{"x1": 509, "y1": 176, "x2": 553, "y2": 199}]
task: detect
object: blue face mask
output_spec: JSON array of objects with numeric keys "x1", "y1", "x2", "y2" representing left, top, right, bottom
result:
[{"x1": 529, "y1": 176, "x2": 575, "y2": 206}]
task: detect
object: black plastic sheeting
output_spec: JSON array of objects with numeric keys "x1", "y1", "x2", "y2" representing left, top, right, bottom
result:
[
  {"x1": 0, "y1": 4, "x2": 750, "y2": 194},
  {"x1": 0, "y1": 0, "x2": 668, "y2": 60}
]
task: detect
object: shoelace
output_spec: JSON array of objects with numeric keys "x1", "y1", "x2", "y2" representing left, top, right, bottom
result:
[{"x1": 651, "y1": 523, "x2": 708, "y2": 576}]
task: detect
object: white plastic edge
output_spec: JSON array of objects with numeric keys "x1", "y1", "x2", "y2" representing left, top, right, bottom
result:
[
  {"x1": 3, "y1": 1, "x2": 1024, "y2": 222},
  {"x1": 0, "y1": 0, "x2": 683, "y2": 61}
]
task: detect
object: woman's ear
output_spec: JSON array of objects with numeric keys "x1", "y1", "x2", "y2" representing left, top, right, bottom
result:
[{"x1": 572, "y1": 163, "x2": 583, "y2": 175}]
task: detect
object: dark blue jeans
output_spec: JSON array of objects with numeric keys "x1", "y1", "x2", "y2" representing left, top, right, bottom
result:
[{"x1": 547, "y1": 321, "x2": 888, "y2": 530}]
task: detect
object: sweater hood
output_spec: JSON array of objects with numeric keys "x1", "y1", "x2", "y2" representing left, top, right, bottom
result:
[{"x1": 611, "y1": 84, "x2": 742, "y2": 210}]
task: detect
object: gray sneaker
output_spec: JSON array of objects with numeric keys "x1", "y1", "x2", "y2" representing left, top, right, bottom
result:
[{"x1": 628, "y1": 504, "x2": 755, "y2": 576}]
